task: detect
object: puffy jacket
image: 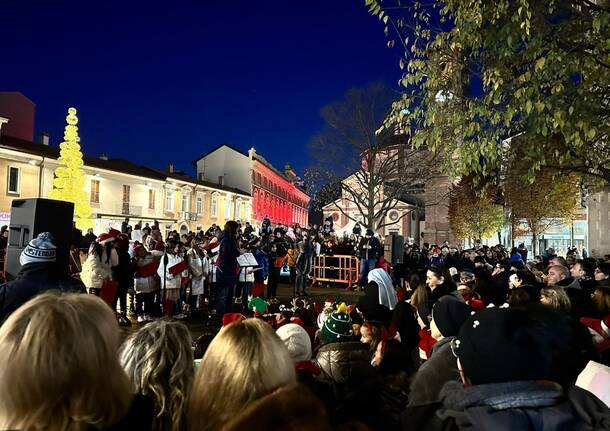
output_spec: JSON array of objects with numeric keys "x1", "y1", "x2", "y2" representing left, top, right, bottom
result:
[
  {"x1": 314, "y1": 341, "x2": 382, "y2": 428},
  {"x1": 286, "y1": 248, "x2": 297, "y2": 267},
  {"x1": 0, "y1": 263, "x2": 86, "y2": 323},
  {"x1": 315, "y1": 341, "x2": 374, "y2": 384},
  {"x1": 81, "y1": 247, "x2": 119, "y2": 289}
]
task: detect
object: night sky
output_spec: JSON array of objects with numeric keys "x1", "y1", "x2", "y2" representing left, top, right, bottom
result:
[{"x1": 2, "y1": 1, "x2": 400, "y2": 175}]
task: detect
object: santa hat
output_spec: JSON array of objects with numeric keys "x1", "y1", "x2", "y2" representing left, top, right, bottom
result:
[
  {"x1": 222, "y1": 313, "x2": 246, "y2": 327},
  {"x1": 276, "y1": 323, "x2": 312, "y2": 363},
  {"x1": 108, "y1": 228, "x2": 121, "y2": 238}
]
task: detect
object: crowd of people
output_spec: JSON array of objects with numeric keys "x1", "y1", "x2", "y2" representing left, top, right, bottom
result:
[{"x1": 0, "y1": 215, "x2": 609, "y2": 430}]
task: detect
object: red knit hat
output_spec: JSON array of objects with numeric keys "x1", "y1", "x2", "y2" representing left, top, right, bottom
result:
[
  {"x1": 108, "y1": 228, "x2": 121, "y2": 238},
  {"x1": 223, "y1": 313, "x2": 246, "y2": 327}
]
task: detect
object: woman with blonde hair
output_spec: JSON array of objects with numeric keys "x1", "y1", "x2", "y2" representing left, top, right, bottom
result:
[
  {"x1": 0, "y1": 291, "x2": 152, "y2": 431},
  {"x1": 188, "y1": 318, "x2": 340, "y2": 431},
  {"x1": 540, "y1": 286, "x2": 572, "y2": 314},
  {"x1": 120, "y1": 320, "x2": 194, "y2": 431}
]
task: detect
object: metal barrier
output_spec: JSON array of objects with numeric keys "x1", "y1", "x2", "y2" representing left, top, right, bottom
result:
[{"x1": 310, "y1": 254, "x2": 360, "y2": 288}]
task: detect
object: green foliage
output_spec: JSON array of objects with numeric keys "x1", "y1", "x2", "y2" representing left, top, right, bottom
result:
[
  {"x1": 366, "y1": 0, "x2": 610, "y2": 184},
  {"x1": 505, "y1": 161, "x2": 579, "y2": 254}
]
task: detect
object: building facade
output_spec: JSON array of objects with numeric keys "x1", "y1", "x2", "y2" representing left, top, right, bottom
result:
[
  {"x1": 194, "y1": 145, "x2": 309, "y2": 226},
  {"x1": 0, "y1": 134, "x2": 251, "y2": 235},
  {"x1": 587, "y1": 187, "x2": 610, "y2": 258}
]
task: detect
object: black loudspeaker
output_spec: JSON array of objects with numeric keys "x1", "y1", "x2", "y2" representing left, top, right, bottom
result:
[
  {"x1": 6, "y1": 198, "x2": 75, "y2": 279},
  {"x1": 384, "y1": 234, "x2": 404, "y2": 265}
]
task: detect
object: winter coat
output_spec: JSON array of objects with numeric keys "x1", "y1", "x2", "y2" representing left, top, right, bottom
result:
[
  {"x1": 296, "y1": 240, "x2": 313, "y2": 275},
  {"x1": 428, "y1": 256, "x2": 444, "y2": 267},
  {"x1": 221, "y1": 383, "x2": 369, "y2": 431},
  {"x1": 286, "y1": 247, "x2": 297, "y2": 267},
  {"x1": 217, "y1": 231, "x2": 240, "y2": 277},
  {"x1": 112, "y1": 248, "x2": 134, "y2": 288},
  {"x1": 434, "y1": 381, "x2": 610, "y2": 431},
  {"x1": 157, "y1": 253, "x2": 185, "y2": 291},
  {"x1": 0, "y1": 262, "x2": 86, "y2": 323},
  {"x1": 186, "y1": 248, "x2": 204, "y2": 278},
  {"x1": 408, "y1": 337, "x2": 459, "y2": 407},
  {"x1": 253, "y1": 248, "x2": 268, "y2": 281},
  {"x1": 314, "y1": 341, "x2": 382, "y2": 429},
  {"x1": 134, "y1": 254, "x2": 159, "y2": 294},
  {"x1": 315, "y1": 341, "x2": 374, "y2": 384},
  {"x1": 357, "y1": 236, "x2": 381, "y2": 260},
  {"x1": 80, "y1": 247, "x2": 119, "y2": 289}
]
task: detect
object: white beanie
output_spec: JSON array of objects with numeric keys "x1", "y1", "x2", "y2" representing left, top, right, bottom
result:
[
  {"x1": 276, "y1": 323, "x2": 312, "y2": 363},
  {"x1": 20, "y1": 232, "x2": 57, "y2": 266}
]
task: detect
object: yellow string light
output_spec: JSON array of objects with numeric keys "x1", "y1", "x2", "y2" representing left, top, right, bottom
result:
[{"x1": 49, "y1": 107, "x2": 93, "y2": 230}]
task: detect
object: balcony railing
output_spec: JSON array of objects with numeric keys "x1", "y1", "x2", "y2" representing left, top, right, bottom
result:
[
  {"x1": 179, "y1": 211, "x2": 199, "y2": 221},
  {"x1": 118, "y1": 204, "x2": 143, "y2": 216}
]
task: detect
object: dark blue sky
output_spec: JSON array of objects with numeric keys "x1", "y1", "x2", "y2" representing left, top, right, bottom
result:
[{"x1": 2, "y1": 1, "x2": 400, "y2": 175}]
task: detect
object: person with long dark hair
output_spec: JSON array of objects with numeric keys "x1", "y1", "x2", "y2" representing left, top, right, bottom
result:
[
  {"x1": 416, "y1": 265, "x2": 457, "y2": 324},
  {"x1": 81, "y1": 233, "x2": 119, "y2": 296}
]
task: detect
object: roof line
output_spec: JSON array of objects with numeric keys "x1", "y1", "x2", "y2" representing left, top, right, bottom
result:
[{"x1": 191, "y1": 143, "x2": 248, "y2": 165}]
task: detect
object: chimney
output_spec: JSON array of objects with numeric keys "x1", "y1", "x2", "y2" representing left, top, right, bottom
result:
[
  {"x1": 0, "y1": 117, "x2": 8, "y2": 136},
  {"x1": 39, "y1": 132, "x2": 50, "y2": 146},
  {"x1": 167, "y1": 163, "x2": 174, "y2": 173},
  {"x1": 99, "y1": 153, "x2": 108, "y2": 160},
  {"x1": 284, "y1": 162, "x2": 296, "y2": 178}
]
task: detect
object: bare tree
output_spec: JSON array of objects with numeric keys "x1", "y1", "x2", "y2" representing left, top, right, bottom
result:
[{"x1": 308, "y1": 82, "x2": 442, "y2": 231}]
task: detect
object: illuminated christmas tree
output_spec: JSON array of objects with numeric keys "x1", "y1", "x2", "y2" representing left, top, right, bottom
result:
[{"x1": 49, "y1": 107, "x2": 93, "y2": 230}]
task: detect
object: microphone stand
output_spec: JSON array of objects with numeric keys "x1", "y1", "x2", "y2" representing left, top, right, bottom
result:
[{"x1": 162, "y1": 253, "x2": 168, "y2": 313}]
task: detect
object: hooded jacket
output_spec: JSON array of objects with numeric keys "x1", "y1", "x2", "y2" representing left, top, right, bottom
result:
[{"x1": 0, "y1": 262, "x2": 86, "y2": 323}]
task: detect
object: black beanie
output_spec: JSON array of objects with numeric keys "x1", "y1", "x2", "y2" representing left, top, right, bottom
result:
[
  {"x1": 432, "y1": 296, "x2": 471, "y2": 337},
  {"x1": 455, "y1": 308, "x2": 553, "y2": 385}
]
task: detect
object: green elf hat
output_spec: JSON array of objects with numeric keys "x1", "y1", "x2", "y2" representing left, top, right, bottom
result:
[
  {"x1": 248, "y1": 297, "x2": 269, "y2": 315},
  {"x1": 321, "y1": 302, "x2": 354, "y2": 344}
]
